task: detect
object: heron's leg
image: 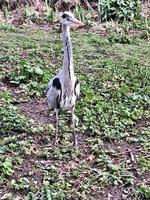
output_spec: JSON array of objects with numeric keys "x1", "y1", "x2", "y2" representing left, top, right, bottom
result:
[
  {"x1": 71, "y1": 106, "x2": 77, "y2": 146},
  {"x1": 54, "y1": 109, "x2": 59, "y2": 145}
]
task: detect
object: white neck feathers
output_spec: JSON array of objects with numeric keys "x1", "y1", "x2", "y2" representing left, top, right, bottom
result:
[{"x1": 62, "y1": 24, "x2": 74, "y2": 79}]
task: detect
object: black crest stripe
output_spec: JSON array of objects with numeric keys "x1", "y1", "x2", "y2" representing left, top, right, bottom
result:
[
  {"x1": 65, "y1": 37, "x2": 71, "y2": 79},
  {"x1": 62, "y1": 13, "x2": 69, "y2": 19}
]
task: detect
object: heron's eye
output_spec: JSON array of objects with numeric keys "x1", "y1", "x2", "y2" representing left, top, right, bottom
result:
[{"x1": 66, "y1": 17, "x2": 70, "y2": 21}]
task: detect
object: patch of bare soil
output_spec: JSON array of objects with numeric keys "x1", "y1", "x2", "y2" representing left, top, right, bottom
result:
[
  {"x1": 135, "y1": 118, "x2": 150, "y2": 128},
  {"x1": 4, "y1": 84, "x2": 53, "y2": 125},
  {"x1": 18, "y1": 97, "x2": 53, "y2": 124},
  {"x1": 27, "y1": 21, "x2": 53, "y2": 32}
]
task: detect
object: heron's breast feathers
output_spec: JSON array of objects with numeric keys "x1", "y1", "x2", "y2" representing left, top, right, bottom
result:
[{"x1": 47, "y1": 76, "x2": 80, "y2": 110}]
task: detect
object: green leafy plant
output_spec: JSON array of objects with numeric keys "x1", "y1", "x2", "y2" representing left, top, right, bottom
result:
[
  {"x1": 98, "y1": 0, "x2": 141, "y2": 22},
  {"x1": 0, "y1": 157, "x2": 14, "y2": 182},
  {"x1": 108, "y1": 33, "x2": 134, "y2": 44},
  {"x1": 138, "y1": 157, "x2": 150, "y2": 170},
  {"x1": 45, "y1": 0, "x2": 56, "y2": 22},
  {"x1": 8, "y1": 61, "x2": 43, "y2": 85},
  {"x1": 11, "y1": 177, "x2": 30, "y2": 190},
  {"x1": 26, "y1": 192, "x2": 37, "y2": 200},
  {"x1": 23, "y1": 5, "x2": 31, "y2": 18},
  {"x1": 0, "y1": 103, "x2": 28, "y2": 133},
  {"x1": 5, "y1": 60, "x2": 52, "y2": 96},
  {"x1": 135, "y1": 184, "x2": 150, "y2": 199},
  {"x1": 74, "y1": 4, "x2": 94, "y2": 26},
  {"x1": 74, "y1": 4, "x2": 85, "y2": 22},
  {"x1": 1, "y1": 0, "x2": 9, "y2": 20},
  {"x1": 0, "y1": 90, "x2": 13, "y2": 103},
  {"x1": 42, "y1": 182, "x2": 52, "y2": 200}
]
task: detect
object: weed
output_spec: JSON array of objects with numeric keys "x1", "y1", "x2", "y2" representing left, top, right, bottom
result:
[
  {"x1": 11, "y1": 177, "x2": 30, "y2": 190},
  {"x1": 74, "y1": 4, "x2": 85, "y2": 23},
  {"x1": 108, "y1": 33, "x2": 134, "y2": 44},
  {"x1": 135, "y1": 184, "x2": 150, "y2": 199},
  {"x1": 45, "y1": 0, "x2": 56, "y2": 22},
  {"x1": 23, "y1": 5, "x2": 31, "y2": 18},
  {"x1": 74, "y1": 4, "x2": 94, "y2": 26},
  {"x1": 138, "y1": 157, "x2": 150, "y2": 170},
  {"x1": 0, "y1": 102, "x2": 28, "y2": 133},
  {"x1": 1, "y1": 0, "x2": 9, "y2": 20},
  {"x1": 26, "y1": 192, "x2": 37, "y2": 200},
  {"x1": 0, "y1": 157, "x2": 14, "y2": 183},
  {"x1": 0, "y1": 90, "x2": 13, "y2": 103},
  {"x1": 42, "y1": 182, "x2": 52, "y2": 200},
  {"x1": 6, "y1": 60, "x2": 51, "y2": 96}
]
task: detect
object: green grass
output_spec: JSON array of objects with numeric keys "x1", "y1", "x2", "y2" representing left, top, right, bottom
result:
[{"x1": 0, "y1": 24, "x2": 150, "y2": 200}]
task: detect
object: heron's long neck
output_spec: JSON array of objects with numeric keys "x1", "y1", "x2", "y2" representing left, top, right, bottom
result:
[{"x1": 62, "y1": 24, "x2": 74, "y2": 79}]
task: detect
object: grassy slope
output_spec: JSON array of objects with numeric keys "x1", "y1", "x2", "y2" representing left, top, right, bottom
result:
[{"x1": 0, "y1": 24, "x2": 150, "y2": 200}]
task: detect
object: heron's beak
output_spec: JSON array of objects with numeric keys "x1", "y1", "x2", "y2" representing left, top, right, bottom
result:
[{"x1": 72, "y1": 18, "x2": 84, "y2": 27}]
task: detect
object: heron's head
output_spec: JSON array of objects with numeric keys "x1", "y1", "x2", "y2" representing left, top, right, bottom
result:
[{"x1": 61, "y1": 11, "x2": 83, "y2": 27}]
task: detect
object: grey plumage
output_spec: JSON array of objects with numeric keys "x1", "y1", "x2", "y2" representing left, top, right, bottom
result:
[{"x1": 47, "y1": 11, "x2": 82, "y2": 145}]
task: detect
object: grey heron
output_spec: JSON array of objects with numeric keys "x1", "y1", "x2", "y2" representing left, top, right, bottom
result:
[{"x1": 47, "y1": 11, "x2": 83, "y2": 146}]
